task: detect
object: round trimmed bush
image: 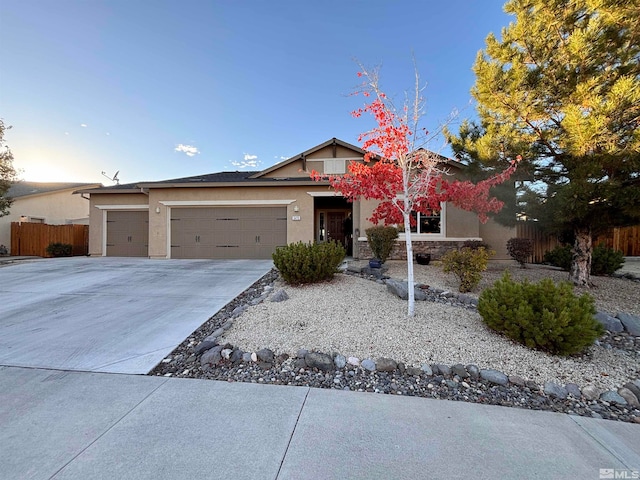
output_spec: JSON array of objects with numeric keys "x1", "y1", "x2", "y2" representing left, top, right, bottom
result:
[
  {"x1": 441, "y1": 247, "x2": 493, "y2": 293},
  {"x1": 365, "y1": 226, "x2": 398, "y2": 263},
  {"x1": 272, "y1": 241, "x2": 345, "y2": 285},
  {"x1": 478, "y1": 272, "x2": 604, "y2": 356}
]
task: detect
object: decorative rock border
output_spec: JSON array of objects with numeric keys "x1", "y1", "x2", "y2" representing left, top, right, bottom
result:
[{"x1": 150, "y1": 267, "x2": 640, "y2": 424}]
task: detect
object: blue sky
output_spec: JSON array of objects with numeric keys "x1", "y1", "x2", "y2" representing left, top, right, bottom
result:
[{"x1": 0, "y1": 0, "x2": 510, "y2": 185}]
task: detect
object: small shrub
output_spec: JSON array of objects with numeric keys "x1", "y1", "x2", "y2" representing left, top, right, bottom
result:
[
  {"x1": 45, "y1": 242, "x2": 72, "y2": 257},
  {"x1": 478, "y1": 272, "x2": 603, "y2": 356},
  {"x1": 543, "y1": 245, "x2": 572, "y2": 271},
  {"x1": 544, "y1": 243, "x2": 624, "y2": 275},
  {"x1": 0, "y1": 244, "x2": 7, "y2": 256},
  {"x1": 365, "y1": 225, "x2": 398, "y2": 263},
  {"x1": 462, "y1": 240, "x2": 491, "y2": 251},
  {"x1": 506, "y1": 237, "x2": 533, "y2": 268},
  {"x1": 591, "y1": 243, "x2": 625, "y2": 276},
  {"x1": 272, "y1": 241, "x2": 345, "y2": 285},
  {"x1": 441, "y1": 247, "x2": 493, "y2": 293}
]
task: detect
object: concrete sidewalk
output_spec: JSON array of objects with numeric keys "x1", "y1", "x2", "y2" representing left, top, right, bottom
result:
[
  {"x1": 1, "y1": 366, "x2": 638, "y2": 480},
  {"x1": 620, "y1": 257, "x2": 640, "y2": 276}
]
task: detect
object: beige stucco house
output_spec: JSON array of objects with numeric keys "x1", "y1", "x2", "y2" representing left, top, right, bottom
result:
[
  {"x1": 0, "y1": 182, "x2": 101, "y2": 251},
  {"x1": 81, "y1": 138, "x2": 515, "y2": 261}
]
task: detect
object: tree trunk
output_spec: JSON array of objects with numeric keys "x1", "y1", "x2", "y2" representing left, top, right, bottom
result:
[
  {"x1": 570, "y1": 226, "x2": 592, "y2": 287},
  {"x1": 404, "y1": 210, "x2": 415, "y2": 317}
]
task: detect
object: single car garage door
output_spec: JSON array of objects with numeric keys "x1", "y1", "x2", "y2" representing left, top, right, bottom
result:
[
  {"x1": 106, "y1": 210, "x2": 149, "y2": 257},
  {"x1": 171, "y1": 207, "x2": 287, "y2": 259}
]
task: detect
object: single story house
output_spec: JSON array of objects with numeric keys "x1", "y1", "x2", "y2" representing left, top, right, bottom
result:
[
  {"x1": 0, "y1": 181, "x2": 102, "y2": 251},
  {"x1": 80, "y1": 138, "x2": 515, "y2": 260}
]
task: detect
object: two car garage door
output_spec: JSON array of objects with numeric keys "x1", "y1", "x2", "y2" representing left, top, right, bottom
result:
[
  {"x1": 170, "y1": 207, "x2": 287, "y2": 259},
  {"x1": 107, "y1": 207, "x2": 287, "y2": 259}
]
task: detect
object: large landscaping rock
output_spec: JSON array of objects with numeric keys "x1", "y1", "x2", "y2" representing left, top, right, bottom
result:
[
  {"x1": 200, "y1": 345, "x2": 224, "y2": 366},
  {"x1": 480, "y1": 369, "x2": 508, "y2": 386},
  {"x1": 270, "y1": 289, "x2": 289, "y2": 303},
  {"x1": 451, "y1": 364, "x2": 470, "y2": 379},
  {"x1": 256, "y1": 348, "x2": 275, "y2": 364},
  {"x1": 544, "y1": 382, "x2": 568, "y2": 400},
  {"x1": 386, "y1": 279, "x2": 409, "y2": 300},
  {"x1": 616, "y1": 312, "x2": 640, "y2": 336},
  {"x1": 617, "y1": 387, "x2": 640, "y2": 408},
  {"x1": 594, "y1": 312, "x2": 624, "y2": 333},
  {"x1": 600, "y1": 390, "x2": 627, "y2": 405},
  {"x1": 376, "y1": 357, "x2": 398, "y2": 372},
  {"x1": 304, "y1": 352, "x2": 334, "y2": 372},
  {"x1": 194, "y1": 340, "x2": 217, "y2": 355}
]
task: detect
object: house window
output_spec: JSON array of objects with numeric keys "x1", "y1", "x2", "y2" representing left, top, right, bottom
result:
[
  {"x1": 409, "y1": 210, "x2": 441, "y2": 234},
  {"x1": 324, "y1": 159, "x2": 345, "y2": 174}
]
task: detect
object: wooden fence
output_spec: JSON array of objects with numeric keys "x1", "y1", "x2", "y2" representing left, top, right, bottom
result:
[
  {"x1": 516, "y1": 222, "x2": 640, "y2": 263},
  {"x1": 594, "y1": 226, "x2": 640, "y2": 257},
  {"x1": 11, "y1": 222, "x2": 89, "y2": 257}
]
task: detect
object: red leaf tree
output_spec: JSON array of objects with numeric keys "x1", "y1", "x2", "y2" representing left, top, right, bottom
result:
[{"x1": 312, "y1": 68, "x2": 519, "y2": 316}]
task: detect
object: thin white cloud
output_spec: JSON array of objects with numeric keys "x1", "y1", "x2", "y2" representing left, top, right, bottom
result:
[
  {"x1": 175, "y1": 144, "x2": 200, "y2": 157},
  {"x1": 232, "y1": 159, "x2": 261, "y2": 169},
  {"x1": 275, "y1": 155, "x2": 289, "y2": 160},
  {"x1": 105, "y1": 132, "x2": 110, "y2": 136},
  {"x1": 230, "y1": 152, "x2": 261, "y2": 169},
  {"x1": 64, "y1": 132, "x2": 69, "y2": 136},
  {"x1": 80, "y1": 123, "x2": 87, "y2": 127}
]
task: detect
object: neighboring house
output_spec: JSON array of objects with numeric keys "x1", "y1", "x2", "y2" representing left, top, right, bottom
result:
[
  {"x1": 82, "y1": 138, "x2": 515, "y2": 260},
  {"x1": 0, "y1": 182, "x2": 102, "y2": 251}
]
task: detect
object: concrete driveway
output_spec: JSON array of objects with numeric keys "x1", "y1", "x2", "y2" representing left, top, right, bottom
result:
[{"x1": 0, "y1": 257, "x2": 273, "y2": 374}]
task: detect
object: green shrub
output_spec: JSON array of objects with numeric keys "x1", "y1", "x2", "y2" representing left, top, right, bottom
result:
[
  {"x1": 591, "y1": 243, "x2": 625, "y2": 276},
  {"x1": 46, "y1": 242, "x2": 72, "y2": 257},
  {"x1": 543, "y1": 245, "x2": 572, "y2": 271},
  {"x1": 441, "y1": 247, "x2": 493, "y2": 293},
  {"x1": 272, "y1": 241, "x2": 345, "y2": 285},
  {"x1": 506, "y1": 237, "x2": 533, "y2": 268},
  {"x1": 365, "y1": 225, "x2": 398, "y2": 263},
  {"x1": 544, "y1": 243, "x2": 624, "y2": 275},
  {"x1": 463, "y1": 240, "x2": 491, "y2": 251},
  {"x1": 478, "y1": 272, "x2": 604, "y2": 356}
]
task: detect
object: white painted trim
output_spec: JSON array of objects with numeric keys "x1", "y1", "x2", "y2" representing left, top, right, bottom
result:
[
  {"x1": 159, "y1": 200, "x2": 295, "y2": 206},
  {"x1": 357, "y1": 237, "x2": 482, "y2": 242},
  {"x1": 306, "y1": 157, "x2": 364, "y2": 162},
  {"x1": 95, "y1": 204, "x2": 149, "y2": 210},
  {"x1": 102, "y1": 210, "x2": 107, "y2": 256},
  {"x1": 306, "y1": 191, "x2": 343, "y2": 197},
  {"x1": 166, "y1": 206, "x2": 172, "y2": 259}
]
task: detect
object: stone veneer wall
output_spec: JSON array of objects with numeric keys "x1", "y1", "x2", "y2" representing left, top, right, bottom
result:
[{"x1": 356, "y1": 239, "x2": 470, "y2": 261}]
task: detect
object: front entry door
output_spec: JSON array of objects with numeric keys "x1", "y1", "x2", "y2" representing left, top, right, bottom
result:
[{"x1": 327, "y1": 212, "x2": 345, "y2": 248}]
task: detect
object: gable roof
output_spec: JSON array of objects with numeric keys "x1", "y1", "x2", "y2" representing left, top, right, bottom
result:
[
  {"x1": 80, "y1": 137, "x2": 464, "y2": 195},
  {"x1": 249, "y1": 137, "x2": 369, "y2": 179},
  {"x1": 8, "y1": 182, "x2": 102, "y2": 199}
]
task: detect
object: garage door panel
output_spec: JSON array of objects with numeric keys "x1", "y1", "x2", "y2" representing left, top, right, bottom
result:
[
  {"x1": 106, "y1": 211, "x2": 149, "y2": 257},
  {"x1": 171, "y1": 207, "x2": 286, "y2": 259}
]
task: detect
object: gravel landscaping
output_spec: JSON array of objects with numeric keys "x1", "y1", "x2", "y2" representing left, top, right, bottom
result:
[{"x1": 150, "y1": 260, "x2": 640, "y2": 424}]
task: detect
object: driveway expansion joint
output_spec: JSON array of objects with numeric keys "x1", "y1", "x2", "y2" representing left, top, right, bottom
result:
[{"x1": 275, "y1": 386, "x2": 311, "y2": 480}]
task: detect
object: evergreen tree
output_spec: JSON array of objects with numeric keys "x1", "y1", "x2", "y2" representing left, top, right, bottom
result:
[
  {"x1": 448, "y1": 0, "x2": 640, "y2": 286},
  {"x1": 0, "y1": 119, "x2": 18, "y2": 217}
]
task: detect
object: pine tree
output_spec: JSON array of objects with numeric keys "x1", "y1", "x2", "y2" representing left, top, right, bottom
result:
[
  {"x1": 0, "y1": 119, "x2": 18, "y2": 217},
  {"x1": 448, "y1": 0, "x2": 640, "y2": 286}
]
